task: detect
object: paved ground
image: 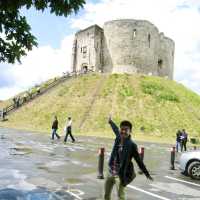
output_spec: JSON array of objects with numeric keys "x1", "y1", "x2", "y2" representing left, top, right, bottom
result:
[{"x1": 0, "y1": 127, "x2": 200, "y2": 200}]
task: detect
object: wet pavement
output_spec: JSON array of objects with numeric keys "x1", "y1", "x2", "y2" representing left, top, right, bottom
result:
[{"x1": 0, "y1": 127, "x2": 200, "y2": 200}]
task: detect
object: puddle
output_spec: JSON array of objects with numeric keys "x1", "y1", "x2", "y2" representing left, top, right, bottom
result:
[
  {"x1": 0, "y1": 135, "x2": 6, "y2": 140},
  {"x1": 0, "y1": 169, "x2": 36, "y2": 191},
  {"x1": 9, "y1": 146, "x2": 33, "y2": 155},
  {"x1": 46, "y1": 160, "x2": 66, "y2": 167},
  {"x1": 70, "y1": 160, "x2": 92, "y2": 167},
  {"x1": 0, "y1": 188, "x2": 75, "y2": 200},
  {"x1": 27, "y1": 177, "x2": 61, "y2": 190},
  {"x1": 64, "y1": 178, "x2": 84, "y2": 184}
]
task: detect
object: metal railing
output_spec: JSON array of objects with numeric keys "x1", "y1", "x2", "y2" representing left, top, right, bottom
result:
[{"x1": 1, "y1": 69, "x2": 95, "y2": 117}]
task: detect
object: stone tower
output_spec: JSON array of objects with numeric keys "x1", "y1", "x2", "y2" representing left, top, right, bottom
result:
[{"x1": 71, "y1": 19, "x2": 175, "y2": 79}]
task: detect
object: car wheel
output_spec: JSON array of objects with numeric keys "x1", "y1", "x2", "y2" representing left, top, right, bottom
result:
[{"x1": 188, "y1": 161, "x2": 200, "y2": 180}]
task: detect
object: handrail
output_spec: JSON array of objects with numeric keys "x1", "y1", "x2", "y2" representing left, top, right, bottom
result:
[{"x1": 2, "y1": 69, "x2": 95, "y2": 116}]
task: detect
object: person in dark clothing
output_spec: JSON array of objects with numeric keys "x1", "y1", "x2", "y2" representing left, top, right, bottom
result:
[
  {"x1": 104, "y1": 116, "x2": 153, "y2": 200},
  {"x1": 0, "y1": 108, "x2": 6, "y2": 121},
  {"x1": 51, "y1": 116, "x2": 60, "y2": 140},
  {"x1": 13, "y1": 97, "x2": 17, "y2": 108},
  {"x1": 64, "y1": 117, "x2": 75, "y2": 143},
  {"x1": 16, "y1": 97, "x2": 20, "y2": 107},
  {"x1": 181, "y1": 129, "x2": 188, "y2": 152},
  {"x1": 176, "y1": 130, "x2": 182, "y2": 152}
]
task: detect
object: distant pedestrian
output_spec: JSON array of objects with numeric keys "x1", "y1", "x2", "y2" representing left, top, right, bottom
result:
[
  {"x1": 16, "y1": 97, "x2": 20, "y2": 107},
  {"x1": 181, "y1": 129, "x2": 188, "y2": 152},
  {"x1": 176, "y1": 130, "x2": 182, "y2": 152},
  {"x1": 23, "y1": 93, "x2": 28, "y2": 103},
  {"x1": 13, "y1": 97, "x2": 17, "y2": 108},
  {"x1": 64, "y1": 117, "x2": 75, "y2": 143},
  {"x1": 36, "y1": 86, "x2": 41, "y2": 94},
  {"x1": 0, "y1": 108, "x2": 5, "y2": 121},
  {"x1": 104, "y1": 115, "x2": 153, "y2": 200},
  {"x1": 2, "y1": 108, "x2": 5, "y2": 120},
  {"x1": 51, "y1": 116, "x2": 60, "y2": 140}
]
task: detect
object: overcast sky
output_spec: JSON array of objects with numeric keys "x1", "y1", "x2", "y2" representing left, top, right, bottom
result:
[{"x1": 0, "y1": 0, "x2": 200, "y2": 100}]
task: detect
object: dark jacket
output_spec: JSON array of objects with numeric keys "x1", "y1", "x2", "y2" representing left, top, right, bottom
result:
[
  {"x1": 176, "y1": 131, "x2": 181, "y2": 142},
  {"x1": 52, "y1": 119, "x2": 58, "y2": 130},
  {"x1": 108, "y1": 120, "x2": 150, "y2": 186}
]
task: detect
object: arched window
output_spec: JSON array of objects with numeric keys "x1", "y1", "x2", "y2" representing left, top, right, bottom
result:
[
  {"x1": 158, "y1": 59, "x2": 163, "y2": 69},
  {"x1": 148, "y1": 34, "x2": 151, "y2": 48},
  {"x1": 133, "y1": 29, "x2": 137, "y2": 38}
]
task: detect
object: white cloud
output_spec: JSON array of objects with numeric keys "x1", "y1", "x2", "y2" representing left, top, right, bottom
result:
[{"x1": 0, "y1": 35, "x2": 74, "y2": 100}]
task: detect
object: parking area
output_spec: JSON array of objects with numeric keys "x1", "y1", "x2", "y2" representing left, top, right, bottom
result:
[{"x1": 0, "y1": 127, "x2": 199, "y2": 200}]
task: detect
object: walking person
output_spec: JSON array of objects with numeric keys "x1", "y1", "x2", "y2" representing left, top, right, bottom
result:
[
  {"x1": 181, "y1": 129, "x2": 188, "y2": 152},
  {"x1": 64, "y1": 117, "x2": 75, "y2": 143},
  {"x1": 176, "y1": 130, "x2": 182, "y2": 152},
  {"x1": 51, "y1": 116, "x2": 60, "y2": 140},
  {"x1": 104, "y1": 115, "x2": 153, "y2": 200}
]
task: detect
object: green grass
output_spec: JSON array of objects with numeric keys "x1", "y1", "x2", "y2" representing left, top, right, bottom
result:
[{"x1": 1, "y1": 73, "x2": 200, "y2": 144}]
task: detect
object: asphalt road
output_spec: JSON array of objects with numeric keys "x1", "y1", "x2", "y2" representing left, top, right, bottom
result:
[{"x1": 0, "y1": 127, "x2": 199, "y2": 200}]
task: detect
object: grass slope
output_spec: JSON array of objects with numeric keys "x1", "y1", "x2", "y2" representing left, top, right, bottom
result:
[{"x1": 1, "y1": 73, "x2": 200, "y2": 143}]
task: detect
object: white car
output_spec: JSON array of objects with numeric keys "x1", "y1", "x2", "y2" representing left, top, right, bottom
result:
[{"x1": 179, "y1": 151, "x2": 200, "y2": 180}]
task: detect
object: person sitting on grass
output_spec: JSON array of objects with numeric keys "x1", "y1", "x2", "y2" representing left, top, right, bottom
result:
[{"x1": 104, "y1": 115, "x2": 153, "y2": 200}]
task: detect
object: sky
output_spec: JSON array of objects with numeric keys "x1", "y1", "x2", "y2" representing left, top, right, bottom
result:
[{"x1": 0, "y1": 0, "x2": 200, "y2": 100}]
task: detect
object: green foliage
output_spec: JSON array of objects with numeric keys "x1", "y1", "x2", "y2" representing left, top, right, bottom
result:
[
  {"x1": 119, "y1": 84, "x2": 133, "y2": 97},
  {"x1": 0, "y1": 9, "x2": 37, "y2": 63},
  {"x1": 57, "y1": 86, "x2": 69, "y2": 97},
  {"x1": 0, "y1": 0, "x2": 85, "y2": 63},
  {"x1": 2, "y1": 74, "x2": 200, "y2": 143},
  {"x1": 141, "y1": 78, "x2": 179, "y2": 102},
  {"x1": 140, "y1": 123, "x2": 155, "y2": 132}
]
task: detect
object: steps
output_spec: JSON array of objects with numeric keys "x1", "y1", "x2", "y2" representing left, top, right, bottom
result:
[{"x1": 79, "y1": 75, "x2": 108, "y2": 130}]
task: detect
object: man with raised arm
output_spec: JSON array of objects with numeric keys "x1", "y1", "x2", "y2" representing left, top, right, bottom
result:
[{"x1": 104, "y1": 115, "x2": 153, "y2": 200}]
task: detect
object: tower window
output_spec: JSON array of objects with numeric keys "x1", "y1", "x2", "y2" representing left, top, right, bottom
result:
[
  {"x1": 82, "y1": 46, "x2": 87, "y2": 58},
  {"x1": 158, "y1": 59, "x2": 163, "y2": 69},
  {"x1": 82, "y1": 46, "x2": 87, "y2": 53},
  {"x1": 148, "y1": 34, "x2": 151, "y2": 48},
  {"x1": 133, "y1": 29, "x2": 137, "y2": 38}
]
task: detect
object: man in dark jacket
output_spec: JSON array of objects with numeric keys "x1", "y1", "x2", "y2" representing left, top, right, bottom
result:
[
  {"x1": 181, "y1": 129, "x2": 188, "y2": 152},
  {"x1": 51, "y1": 116, "x2": 60, "y2": 140},
  {"x1": 104, "y1": 116, "x2": 153, "y2": 200}
]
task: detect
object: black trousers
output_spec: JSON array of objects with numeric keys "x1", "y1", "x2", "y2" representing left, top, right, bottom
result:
[
  {"x1": 64, "y1": 127, "x2": 75, "y2": 142},
  {"x1": 181, "y1": 141, "x2": 187, "y2": 152}
]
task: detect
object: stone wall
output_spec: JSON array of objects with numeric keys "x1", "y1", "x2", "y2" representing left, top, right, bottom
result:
[
  {"x1": 72, "y1": 25, "x2": 103, "y2": 72},
  {"x1": 71, "y1": 19, "x2": 175, "y2": 79},
  {"x1": 158, "y1": 33, "x2": 175, "y2": 79}
]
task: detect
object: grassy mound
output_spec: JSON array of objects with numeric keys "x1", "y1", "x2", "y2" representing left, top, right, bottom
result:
[{"x1": 1, "y1": 73, "x2": 200, "y2": 143}]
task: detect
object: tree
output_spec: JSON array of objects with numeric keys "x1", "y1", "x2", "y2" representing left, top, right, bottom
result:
[{"x1": 0, "y1": 0, "x2": 85, "y2": 64}]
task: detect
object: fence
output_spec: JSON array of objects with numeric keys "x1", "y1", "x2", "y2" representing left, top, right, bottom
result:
[{"x1": 2, "y1": 69, "x2": 95, "y2": 116}]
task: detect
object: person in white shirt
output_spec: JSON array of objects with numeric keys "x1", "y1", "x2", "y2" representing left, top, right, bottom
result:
[{"x1": 64, "y1": 117, "x2": 75, "y2": 143}]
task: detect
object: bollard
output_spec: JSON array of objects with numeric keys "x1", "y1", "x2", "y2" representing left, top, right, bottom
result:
[
  {"x1": 194, "y1": 146, "x2": 197, "y2": 150},
  {"x1": 170, "y1": 146, "x2": 176, "y2": 170},
  {"x1": 97, "y1": 147, "x2": 105, "y2": 179}
]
